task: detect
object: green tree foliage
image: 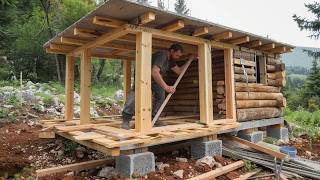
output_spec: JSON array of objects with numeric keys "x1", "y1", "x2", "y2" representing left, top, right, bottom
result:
[
  {"x1": 174, "y1": 0, "x2": 189, "y2": 15},
  {"x1": 285, "y1": 1, "x2": 320, "y2": 111},
  {"x1": 1, "y1": 0, "x2": 95, "y2": 82},
  {"x1": 293, "y1": 1, "x2": 320, "y2": 58}
]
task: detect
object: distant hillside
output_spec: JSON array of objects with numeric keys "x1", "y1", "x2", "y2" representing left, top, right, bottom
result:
[{"x1": 282, "y1": 47, "x2": 320, "y2": 69}]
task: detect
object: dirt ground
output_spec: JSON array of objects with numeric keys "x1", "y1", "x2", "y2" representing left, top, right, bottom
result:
[{"x1": 1, "y1": 106, "x2": 320, "y2": 179}]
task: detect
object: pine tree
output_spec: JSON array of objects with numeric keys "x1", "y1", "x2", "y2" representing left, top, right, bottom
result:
[
  {"x1": 174, "y1": 0, "x2": 189, "y2": 15},
  {"x1": 305, "y1": 58, "x2": 320, "y2": 97},
  {"x1": 157, "y1": 0, "x2": 165, "y2": 10},
  {"x1": 293, "y1": 1, "x2": 320, "y2": 58}
]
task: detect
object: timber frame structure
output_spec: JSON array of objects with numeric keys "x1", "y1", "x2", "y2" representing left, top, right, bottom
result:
[{"x1": 41, "y1": 0, "x2": 294, "y2": 156}]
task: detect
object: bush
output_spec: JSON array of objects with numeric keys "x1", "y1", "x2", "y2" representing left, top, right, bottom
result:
[
  {"x1": 0, "y1": 108, "x2": 9, "y2": 118},
  {"x1": 284, "y1": 107, "x2": 320, "y2": 138},
  {"x1": 36, "y1": 92, "x2": 53, "y2": 107},
  {"x1": 6, "y1": 95, "x2": 19, "y2": 106}
]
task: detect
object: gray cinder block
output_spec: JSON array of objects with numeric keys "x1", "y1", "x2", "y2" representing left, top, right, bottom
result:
[
  {"x1": 116, "y1": 152, "x2": 155, "y2": 177},
  {"x1": 238, "y1": 131, "x2": 264, "y2": 143},
  {"x1": 191, "y1": 140, "x2": 222, "y2": 159},
  {"x1": 267, "y1": 126, "x2": 289, "y2": 142}
]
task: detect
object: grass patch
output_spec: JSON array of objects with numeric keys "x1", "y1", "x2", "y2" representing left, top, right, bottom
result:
[
  {"x1": 91, "y1": 84, "x2": 121, "y2": 98},
  {"x1": 0, "y1": 108, "x2": 9, "y2": 118},
  {"x1": 36, "y1": 92, "x2": 53, "y2": 107},
  {"x1": 284, "y1": 107, "x2": 320, "y2": 138},
  {"x1": 0, "y1": 80, "x2": 20, "y2": 87}
]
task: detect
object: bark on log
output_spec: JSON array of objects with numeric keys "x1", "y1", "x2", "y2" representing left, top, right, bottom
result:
[
  {"x1": 267, "y1": 71, "x2": 285, "y2": 79},
  {"x1": 235, "y1": 83, "x2": 280, "y2": 93},
  {"x1": 267, "y1": 78, "x2": 286, "y2": 87},
  {"x1": 234, "y1": 74, "x2": 256, "y2": 83},
  {"x1": 267, "y1": 64, "x2": 285, "y2": 72},
  {"x1": 234, "y1": 58, "x2": 256, "y2": 67},
  {"x1": 236, "y1": 99, "x2": 286, "y2": 109},
  {"x1": 237, "y1": 107, "x2": 281, "y2": 121},
  {"x1": 234, "y1": 66, "x2": 256, "y2": 75},
  {"x1": 236, "y1": 92, "x2": 284, "y2": 100},
  {"x1": 234, "y1": 50, "x2": 255, "y2": 61},
  {"x1": 267, "y1": 57, "x2": 281, "y2": 65}
]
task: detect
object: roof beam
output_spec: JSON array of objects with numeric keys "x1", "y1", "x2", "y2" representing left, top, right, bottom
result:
[
  {"x1": 211, "y1": 31, "x2": 232, "y2": 41},
  {"x1": 50, "y1": 44, "x2": 76, "y2": 51},
  {"x1": 256, "y1": 43, "x2": 275, "y2": 51},
  {"x1": 69, "y1": 26, "x2": 129, "y2": 55},
  {"x1": 226, "y1": 36, "x2": 250, "y2": 45},
  {"x1": 92, "y1": 16, "x2": 126, "y2": 28},
  {"x1": 161, "y1": 20, "x2": 185, "y2": 32},
  {"x1": 126, "y1": 24, "x2": 206, "y2": 45},
  {"x1": 268, "y1": 46, "x2": 287, "y2": 54},
  {"x1": 242, "y1": 40, "x2": 262, "y2": 48},
  {"x1": 60, "y1": 37, "x2": 87, "y2": 46},
  {"x1": 130, "y1": 12, "x2": 156, "y2": 25},
  {"x1": 74, "y1": 28, "x2": 98, "y2": 38},
  {"x1": 192, "y1": 26, "x2": 209, "y2": 37}
]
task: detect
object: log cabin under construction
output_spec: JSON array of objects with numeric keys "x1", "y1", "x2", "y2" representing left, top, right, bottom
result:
[{"x1": 40, "y1": 0, "x2": 294, "y2": 177}]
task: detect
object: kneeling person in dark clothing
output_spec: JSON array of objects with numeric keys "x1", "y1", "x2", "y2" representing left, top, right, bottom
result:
[{"x1": 121, "y1": 43, "x2": 195, "y2": 129}]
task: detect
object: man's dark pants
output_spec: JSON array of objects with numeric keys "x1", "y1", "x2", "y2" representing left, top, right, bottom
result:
[{"x1": 122, "y1": 81, "x2": 165, "y2": 123}]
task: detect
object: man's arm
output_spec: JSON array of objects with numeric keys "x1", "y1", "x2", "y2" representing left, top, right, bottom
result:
[
  {"x1": 171, "y1": 55, "x2": 196, "y2": 75},
  {"x1": 152, "y1": 65, "x2": 176, "y2": 94}
]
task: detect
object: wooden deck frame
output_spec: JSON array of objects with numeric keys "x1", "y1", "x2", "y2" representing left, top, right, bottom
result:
[{"x1": 57, "y1": 22, "x2": 248, "y2": 155}]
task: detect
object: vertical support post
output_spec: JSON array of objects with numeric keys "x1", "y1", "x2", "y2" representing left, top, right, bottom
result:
[
  {"x1": 135, "y1": 32, "x2": 152, "y2": 132},
  {"x1": 198, "y1": 42, "x2": 213, "y2": 124},
  {"x1": 123, "y1": 60, "x2": 132, "y2": 100},
  {"x1": 259, "y1": 56, "x2": 267, "y2": 84},
  {"x1": 224, "y1": 48, "x2": 236, "y2": 120},
  {"x1": 80, "y1": 49, "x2": 91, "y2": 124},
  {"x1": 65, "y1": 55, "x2": 74, "y2": 120}
]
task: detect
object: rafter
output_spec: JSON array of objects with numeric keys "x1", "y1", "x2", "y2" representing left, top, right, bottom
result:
[
  {"x1": 92, "y1": 16, "x2": 126, "y2": 28},
  {"x1": 60, "y1": 37, "x2": 87, "y2": 46},
  {"x1": 226, "y1": 36, "x2": 250, "y2": 45},
  {"x1": 130, "y1": 12, "x2": 156, "y2": 25},
  {"x1": 192, "y1": 26, "x2": 209, "y2": 37},
  {"x1": 50, "y1": 43, "x2": 76, "y2": 51},
  {"x1": 256, "y1": 43, "x2": 275, "y2": 51},
  {"x1": 74, "y1": 28, "x2": 98, "y2": 38},
  {"x1": 211, "y1": 31, "x2": 232, "y2": 41},
  {"x1": 268, "y1": 46, "x2": 286, "y2": 53},
  {"x1": 161, "y1": 20, "x2": 185, "y2": 32},
  {"x1": 242, "y1": 40, "x2": 262, "y2": 48}
]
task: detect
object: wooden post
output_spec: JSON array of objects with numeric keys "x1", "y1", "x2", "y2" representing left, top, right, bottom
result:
[
  {"x1": 259, "y1": 56, "x2": 267, "y2": 84},
  {"x1": 135, "y1": 32, "x2": 152, "y2": 132},
  {"x1": 198, "y1": 42, "x2": 214, "y2": 124},
  {"x1": 80, "y1": 49, "x2": 91, "y2": 124},
  {"x1": 224, "y1": 48, "x2": 236, "y2": 120},
  {"x1": 65, "y1": 55, "x2": 74, "y2": 120},
  {"x1": 123, "y1": 60, "x2": 131, "y2": 100}
]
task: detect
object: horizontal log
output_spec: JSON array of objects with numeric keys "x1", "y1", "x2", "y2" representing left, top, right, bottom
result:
[
  {"x1": 234, "y1": 58, "x2": 256, "y2": 67},
  {"x1": 236, "y1": 99, "x2": 286, "y2": 109},
  {"x1": 267, "y1": 78, "x2": 286, "y2": 87},
  {"x1": 235, "y1": 83, "x2": 280, "y2": 93},
  {"x1": 234, "y1": 74, "x2": 256, "y2": 83},
  {"x1": 234, "y1": 50, "x2": 255, "y2": 61},
  {"x1": 234, "y1": 66, "x2": 256, "y2": 75},
  {"x1": 236, "y1": 92, "x2": 283, "y2": 100},
  {"x1": 267, "y1": 63, "x2": 285, "y2": 72},
  {"x1": 217, "y1": 86, "x2": 225, "y2": 95},
  {"x1": 267, "y1": 71, "x2": 285, "y2": 80},
  {"x1": 267, "y1": 57, "x2": 281, "y2": 65},
  {"x1": 237, "y1": 107, "x2": 281, "y2": 122}
]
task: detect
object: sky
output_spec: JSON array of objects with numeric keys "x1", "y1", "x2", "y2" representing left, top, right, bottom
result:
[{"x1": 149, "y1": 0, "x2": 319, "y2": 48}]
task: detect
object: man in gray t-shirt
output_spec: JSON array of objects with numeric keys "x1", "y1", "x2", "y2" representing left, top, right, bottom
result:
[{"x1": 122, "y1": 43, "x2": 195, "y2": 129}]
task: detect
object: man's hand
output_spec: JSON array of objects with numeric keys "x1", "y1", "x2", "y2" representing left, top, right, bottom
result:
[
  {"x1": 165, "y1": 86, "x2": 176, "y2": 94},
  {"x1": 188, "y1": 54, "x2": 198, "y2": 61}
]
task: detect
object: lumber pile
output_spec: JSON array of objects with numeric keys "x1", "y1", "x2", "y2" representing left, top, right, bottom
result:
[{"x1": 223, "y1": 143, "x2": 320, "y2": 179}]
